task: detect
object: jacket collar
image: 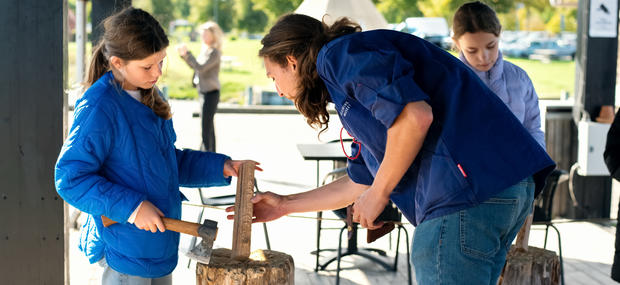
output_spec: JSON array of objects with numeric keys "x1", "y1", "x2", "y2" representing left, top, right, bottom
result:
[{"x1": 459, "y1": 51, "x2": 504, "y2": 82}]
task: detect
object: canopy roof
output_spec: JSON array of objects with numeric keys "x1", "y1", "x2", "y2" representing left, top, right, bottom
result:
[{"x1": 295, "y1": 0, "x2": 388, "y2": 31}]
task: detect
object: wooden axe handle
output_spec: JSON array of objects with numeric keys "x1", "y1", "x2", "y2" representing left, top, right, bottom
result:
[{"x1": 101, "y1": 215, "x2": 210, "y2": 238}]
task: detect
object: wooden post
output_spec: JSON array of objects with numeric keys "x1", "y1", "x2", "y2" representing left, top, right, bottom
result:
[
  {"x1": 515, "y1": 214, "x2": 533, "y2": 251},
  {"x1": 231, "y1": 161, "x2": 255, "y2": 260},
  {"x1": 196, "y1": 161, "x2": 295, "y2": 284}
]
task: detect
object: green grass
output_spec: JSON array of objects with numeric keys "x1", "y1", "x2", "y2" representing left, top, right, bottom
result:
[
  {"x1": 67, "y1": 40, "x2": 573, "y2": 102},
  {"x1": 67, "y1": 37, "x2": 271, "y2": 103},
  {"x1": 503, "y1": 56, "x2": 575, "y2": 99},
  {"x1": 160, "y1": 37, "x2": 271, "y2": 103}
]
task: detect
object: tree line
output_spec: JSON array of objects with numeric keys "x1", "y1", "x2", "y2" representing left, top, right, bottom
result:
[{"x1": 68, "y1": 0, "x2": 577, "y2": 36}]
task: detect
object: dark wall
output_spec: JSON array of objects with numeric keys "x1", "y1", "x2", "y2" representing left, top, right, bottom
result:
[{"x1": 0, "y1": 0, "x2": 67, "y2": 284}]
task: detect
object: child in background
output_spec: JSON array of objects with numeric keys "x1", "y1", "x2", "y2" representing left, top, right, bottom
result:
[
  {"x1": 55, "y1": 8, "x2": 258, "y2": 284},
  {"x1": 452, "y1": 1, "x2": 546, "y2": 148}
]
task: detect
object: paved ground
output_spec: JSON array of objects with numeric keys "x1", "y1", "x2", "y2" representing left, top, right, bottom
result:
[{"x1": 68, "y1": 99, "x2": 620, "y2": 284}]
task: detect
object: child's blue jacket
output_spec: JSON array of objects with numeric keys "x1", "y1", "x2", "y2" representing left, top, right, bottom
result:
[
  {"x1": 55, "y1": 72, "x2": 231, "y2": 278},
  {"x1": 317, "y1": 30, "x2": 555, "y2": 226}
]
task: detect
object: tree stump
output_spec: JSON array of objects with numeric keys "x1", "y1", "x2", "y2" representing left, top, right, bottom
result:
[
  {"x1": 195, "y1": 162, "x2": 295, "y2": 284},
  {"x1": 500, "y1": 246, "x2": 560, "y2": 285},
  {"x1": 196, "y1": 248, "x2": 295, "y2": 285}
]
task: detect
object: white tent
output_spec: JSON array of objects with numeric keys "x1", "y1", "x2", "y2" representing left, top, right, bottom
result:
[{"x1": 295, "y1": 0, "x2": 388, "y2": 31}]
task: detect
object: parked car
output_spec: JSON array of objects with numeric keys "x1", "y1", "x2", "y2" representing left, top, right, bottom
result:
[
  {"x1": 501, "y1": 38, "x2": 575, "y2": 60},
  {"x1": 396, "y1": 17, "x2": 451, "y2": 49},
  {"x1": 501, "y1": 39, "x2": 546, "y2": 58},
  {"x1": 531, "y1": 40, "x2": 576, "y2": 60}
]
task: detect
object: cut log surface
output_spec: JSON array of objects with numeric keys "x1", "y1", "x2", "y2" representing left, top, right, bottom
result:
[
  {"x1": 196, "y1": 248, "x2": 295, "y2": 285},
  {"x1": 500, "y1": 246, "x2": 560, "y2": 285}
]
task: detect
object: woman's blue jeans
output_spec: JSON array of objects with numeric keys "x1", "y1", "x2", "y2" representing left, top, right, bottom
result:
[
  {"x1": 98, "y1": 258, "x2": 172, "y2": 285},
  {"x1": 411, "y1": 177, "x2": 535, "y2": 285}
]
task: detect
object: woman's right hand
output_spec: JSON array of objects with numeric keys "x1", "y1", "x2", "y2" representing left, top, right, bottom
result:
[
  {"x1": 133, "y1": 201, "x2": 165, "y2": 233},
  {"x1": 177, "y1": 43, "x2": 188, "y2": 56},
  {"x1": 225, "y1": 192, "x2": 287, "y2": 223}
]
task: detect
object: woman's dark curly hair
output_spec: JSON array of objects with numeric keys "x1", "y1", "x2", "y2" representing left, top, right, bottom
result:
[{"x1": 259, "y1": 14, "x2": 361, "y2": 133}]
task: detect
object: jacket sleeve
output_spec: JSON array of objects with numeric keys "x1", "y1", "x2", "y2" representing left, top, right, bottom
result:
[
  {"x1": 605, "y1": 110, "x2": 620, "y2": 180},
  {"x1": 319, "y1": 40, "x2": 430, "y2": 129},
  {"x1": 175, "y1": 149, "x2": 232, "y2": 187},
  {"x1": 521, "y1": 74, "x2": 546, "y2": 149},
  {"x1": 182, "y1": 48, "x2": 221, "y2": 74},
  {"x1": 54, "y1": 101, "x2": 145, "y2": 223}
]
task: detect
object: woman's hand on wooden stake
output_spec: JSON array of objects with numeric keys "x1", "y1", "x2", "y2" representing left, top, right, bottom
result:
[{"x1": 226, "y1": 192, "x2": 287, "y2": 223}]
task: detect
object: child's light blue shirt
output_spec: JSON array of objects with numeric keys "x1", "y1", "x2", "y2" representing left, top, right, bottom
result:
[{"x1": 460, "y1": 51, "x2": 546, "y2": 148}]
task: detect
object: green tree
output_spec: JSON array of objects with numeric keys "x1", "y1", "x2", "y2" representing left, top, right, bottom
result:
[
  {"x1": 188, "y1": 0, "x2": 234, "y2": 32},
  {"x1": 416, "y1": 0, "x2": 452, "y2": 19},
  {"x1": 187, "y1": 0, "x2": 208, "y2": 24},
  {"x1": 236, "y1": 0, "x2": 268, "y2": 34},
  {"x1": 172, "y1": 0, "x2": 191, "y2": 19},
  {"x1": 254, "y1": 0, "x2": 303, "y2": 19},
  {"x1": 151, "y1": 0, "x2": 175, "y2": 31},
  {"x1": 374, "y1": 0, "x2": 423, "y2": 23},
  {"x1": 213, "y1": 0, "x2": 235, "y2": 32}
]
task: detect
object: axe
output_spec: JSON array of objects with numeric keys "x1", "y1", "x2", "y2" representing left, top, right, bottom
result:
[{"x1": 101, "y1": 215, "x2": 218, "y2": 264}]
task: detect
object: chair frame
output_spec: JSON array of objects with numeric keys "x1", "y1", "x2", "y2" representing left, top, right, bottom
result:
[
  {"x1": 531, "y1": 169, "x2": 569, "y2": 285},
  {"x1": 314, "y1": 166, "x2": 412, "y2": 285}
]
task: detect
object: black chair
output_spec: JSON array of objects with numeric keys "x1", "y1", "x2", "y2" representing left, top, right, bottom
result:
[
  {"x1": 314, "y1": 167, "x2": 412, "y2": 285},
  {"x1": 532, "y1": 168, "x2": 569, "y2": 285},
  {"x1": 187, "y1": 178, "x2": 271, "y2": 267}
]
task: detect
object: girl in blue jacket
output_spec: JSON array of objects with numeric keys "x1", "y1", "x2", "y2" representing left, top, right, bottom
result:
[
  {"x1": 55, "y1": 8, "x2": 257, "y2": 283},
  {"x1": 227, "y1": 14, "x2": 555, "y2": 284},
  {"x1": 452, "y1": 1, "x2": 546, "y2": 148}
]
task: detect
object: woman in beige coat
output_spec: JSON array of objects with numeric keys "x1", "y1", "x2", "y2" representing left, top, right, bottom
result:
[{"x1": 178, "y1": 21, "x2": 223, "y2": 151}]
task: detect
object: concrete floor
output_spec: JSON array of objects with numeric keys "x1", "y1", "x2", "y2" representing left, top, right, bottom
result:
[{"x1": 67, "y1": 99, "x2": 619, "y2": 284}]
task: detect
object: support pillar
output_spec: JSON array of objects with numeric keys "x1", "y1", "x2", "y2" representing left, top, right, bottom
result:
[
  {"x1": 565, "y1": 0, "x2": 618, "y2": 219},
  {"x1": 0, "y1": 0, "x2": 67, "y2": 283}
]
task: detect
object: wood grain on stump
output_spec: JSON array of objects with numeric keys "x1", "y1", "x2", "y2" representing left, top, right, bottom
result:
[
  {"x1": 196, "y1": 248, "x2": 295, "y2": 285},
  {"x1": 500, "y1": 246, "x2": 560, "y2": 285}
]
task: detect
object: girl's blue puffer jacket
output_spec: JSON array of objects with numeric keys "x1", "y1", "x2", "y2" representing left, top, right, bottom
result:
[{"x1": 55, "y1": 71, "x2": 231, "y2": 278}]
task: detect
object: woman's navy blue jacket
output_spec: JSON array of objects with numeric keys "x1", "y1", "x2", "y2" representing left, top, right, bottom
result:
[
  {"x1": 317, "y1": 30, "x2": 555, "y2": 226},
  {"x1": 54, "y1": 72, "x2": 231, "y2": 277}
]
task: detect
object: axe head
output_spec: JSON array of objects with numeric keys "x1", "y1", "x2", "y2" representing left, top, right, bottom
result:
[{"x1": 187, "y1": 219, "x2": 218, "y2": 264}]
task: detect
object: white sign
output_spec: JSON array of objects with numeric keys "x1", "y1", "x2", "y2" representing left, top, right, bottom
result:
[{"x1": 589, "y1": 0, "x2": 618, "y2": 38}]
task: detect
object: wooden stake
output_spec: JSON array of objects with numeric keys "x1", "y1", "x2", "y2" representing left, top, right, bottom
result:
[
  {"x1": 515, "y1": 213, "x2": 533, "y2": 252},
  {"x1": 231, "y1": 161, "x2": 255, "y2": 260}
]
